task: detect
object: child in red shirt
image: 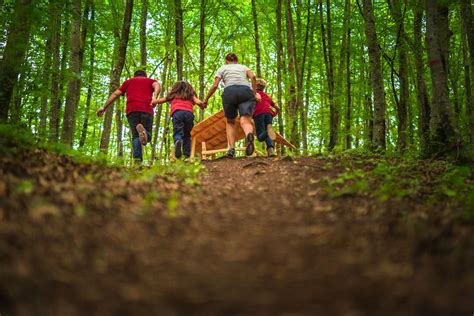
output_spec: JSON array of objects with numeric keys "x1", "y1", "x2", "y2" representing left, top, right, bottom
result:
[
  {"x1": 253, "y1": 79, "x2": 281, "y2": 156},
  {"x1": 153, "y1": 81, "x2": 205, "y2": 159}
]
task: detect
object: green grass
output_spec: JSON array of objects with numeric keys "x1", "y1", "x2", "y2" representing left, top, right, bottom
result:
[{"x1": 322, "y1": 157, "x2": 474, "y2": 220}]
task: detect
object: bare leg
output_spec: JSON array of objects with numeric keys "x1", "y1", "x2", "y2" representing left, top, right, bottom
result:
[
  {"x1": 240, "y1": 115, "x2": 254, "y2": 136},
  {"x1": 226, "y1": 118, "x2": 236, "y2": 148}
]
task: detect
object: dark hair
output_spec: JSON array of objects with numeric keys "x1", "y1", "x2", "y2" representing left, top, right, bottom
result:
[
  {"x1": 225, "y1": 52, "x2": 238, "y2": 62},
  {"x1": 166, "y1": 81, "x2": 196, "y2": 101},
  {"x1": 134, "y1": 69, "x2": 147, "y2": 77}
]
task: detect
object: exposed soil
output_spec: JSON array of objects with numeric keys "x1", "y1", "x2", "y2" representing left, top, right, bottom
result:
[{"x1": 0, "y1": 148, "x2": 473, "y2": 315}]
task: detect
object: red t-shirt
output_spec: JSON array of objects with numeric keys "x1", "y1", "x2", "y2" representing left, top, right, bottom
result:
[
  {"x1": 253, "y1": 89, "x2": 276, "y2": 118},
  {"x1": 171, "y1": 98, "x2": 194, "y2": 115},
  {"x1": 118, "y1": 76, "x2": 157, "y2": 115}
]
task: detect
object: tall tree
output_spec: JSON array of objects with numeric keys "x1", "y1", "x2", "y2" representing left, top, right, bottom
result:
[
  {"x1": 0, "y1": 0, "x2": 34, "y2": 122},
  {"x1": 388, "y1": 0, "x2": 409, "y2": 152},
  {"x1": 251, "y1": 0, "x2": 262, "y2": 77},
  {"x1": 99, "y1": 0, "x2": 134, "y2": 154},
  {"x1": 62, "y1": 0, "x2": 92, "y2": 146},
  {"x1": 175, "y1": 0, "x2": 183, "y2": 80},
  {"x1": 48, "y1": 0, "x2": 63, "y2": 143},
  {"x1": 276, "y1": 0, "x2": 285, "y2": 144},
  {"x1": 140, "y1": 0, "x2": 147, "y2": 68},
  {"x1": 425, "y1": 0, "x2": 456, "y2": 155},
  {"x1": 460, "y1": 0, "x2": 474, "y2": 143},
  {"x1": 344, "y1": 0, "x2": 352, "y2": 149},
  {"x1": 79, "y1": 2, "x2": 96, "y2": 149},
  {"x1": 320, "y1": 0, "x2": 338, "y2": 150},
  {"x1": 285, "y1": 0, "x2": 299, "y2": 147},
  {"x1": 413, "y1": 3, "x2": 430, "y2": 154},
  {"x1": 361, "y1": 0, "x2": 387, "y2": 150},
  {"x1": 198, "y1": 0, "x2": 206, "y2": 121},
  {"x1": 38, "y1": 1, "x2": 54, "y2": 141}
]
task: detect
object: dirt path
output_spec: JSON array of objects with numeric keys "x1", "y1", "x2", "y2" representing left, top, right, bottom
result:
[{"x1": 0, "y1": 150, "x2": 473, "y2": 315}]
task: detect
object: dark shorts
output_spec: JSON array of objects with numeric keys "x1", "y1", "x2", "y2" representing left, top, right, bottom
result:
[{"x1": 221, "y1": 85, "x2": 256, "y2": 119}]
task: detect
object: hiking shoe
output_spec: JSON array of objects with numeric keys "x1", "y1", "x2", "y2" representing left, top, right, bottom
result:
[
  {"x1": 267, "y1": 147, "x2": 276, "y2": 157},
  {"x1": 245, "y1": 133, "x2": 255, "y2": 156},
  {"x1": 224, "y1": 148, "x2": 235, "y2": 158},
  {"x1": 174, "y1": 140, "x2": 183, "y2": 159},
  {"x1": 136, "y1": 124, "x2": 148, "y2": 145},
  {"x1": 267, "y1": 124, "x2": 277, "y2": 141}
]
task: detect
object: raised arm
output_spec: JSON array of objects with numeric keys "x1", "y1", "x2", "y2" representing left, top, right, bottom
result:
[
  {"x1": 204, "y1": 77, "x2": 221, "y2": 104},
  {"x1": 97, "y1": 89, "x2": 122, "y2": 117}
]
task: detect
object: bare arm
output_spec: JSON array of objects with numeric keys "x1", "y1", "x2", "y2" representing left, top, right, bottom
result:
[
  {"x1": 246, "y1": 70, "x2": 261, "y2": 102},
  {"x1": 97, "y1": 89, "x2": 122, "y2": 117},
  {"x1": 204, "y1": 77, "x2": 221, "y2": 104},
  {"x1": 151, "y1": 81, "x2": 161, "y2": 105},
  {"x1": 271, "y1": 101, "x2": 281, "y2": 115},
  {"x1": 193, "y1": 96, "x2": 205, "y2": 109},
  {"x1": 152, "y1": 96, "x2": 169, "y2": 106}
]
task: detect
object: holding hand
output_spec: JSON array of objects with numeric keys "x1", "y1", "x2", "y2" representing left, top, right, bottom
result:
[
  {"x1": 96, "y1": 106, "x2": 106, "y2": 117},
  {"x1": 255, "y1": 93, "x2": 262, "y2": 102}
]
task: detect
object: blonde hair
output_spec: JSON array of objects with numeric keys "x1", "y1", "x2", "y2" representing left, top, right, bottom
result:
[{"x1": 256, "y1": 78, "x2": 267, "y2": 90}]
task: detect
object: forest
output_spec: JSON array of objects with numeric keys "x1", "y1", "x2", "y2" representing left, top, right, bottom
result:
[
  {"x1": 0, "y1": 0, "x2": 473, "y2": 160},
  {"x1": 0, "y1": 0, "x2": 473, "y2": 315}
]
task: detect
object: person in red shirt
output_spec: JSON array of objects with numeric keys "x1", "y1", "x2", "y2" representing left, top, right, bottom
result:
[
  {"x1": 152, "y1": 81, "x2": 205, "y2": 159},
  {"x1": 254, "y1": 78, "x2": 281, "y2": 157},
  {"x1": 97, "y1": 70, "x2": 160, "y2": 163}
]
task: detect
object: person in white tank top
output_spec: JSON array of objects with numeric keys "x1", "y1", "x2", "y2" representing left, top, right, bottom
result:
[{"x1": 204, "y1": 53, "x2": 261, "y2": 157}]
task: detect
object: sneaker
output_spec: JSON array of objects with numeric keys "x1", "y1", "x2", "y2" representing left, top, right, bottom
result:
[
  {"x1": 174, "y1": 140, "x2": 183, "y2": 159},
  {"x1": 224, "y1": 148, "x2": 235, "y2": 158},
  {"x1": 136, "y1": 124, "x2": 148, "y2": 145},
  {"x1": 267, "y1": 124, "x2": 277, "y2": 141},
  {"x1": 267, "y1": 147, "x2": 276, "y2": 157},
  {"x1": 245, "y1": 133, "x2": 255, "y2": 156}
]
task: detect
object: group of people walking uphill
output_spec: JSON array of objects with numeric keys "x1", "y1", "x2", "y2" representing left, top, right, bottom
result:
[{"x1": 97, "y1": 53, "x2": 281, "y2": 162}]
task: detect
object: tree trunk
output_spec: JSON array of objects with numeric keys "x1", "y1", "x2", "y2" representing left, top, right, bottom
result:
[
  {"x1": 320, "y1": 0, "x2": 338, "y2": 151},
  {"x1": 251, "y1": 0, "x2": 261, "y2": 77},
  {"x1": 0, "y1": 0, "x2": 34, "y2": 122},
  {"x1": 48, "y1": 1, "x2": 66, "y2": 143},
  {"x1": 140, "y1": 0, "x2": 147, "y2": 68},
  {"x1": 276, "y1": 0, "x2": 285, "y2": 153},
  {"x1": 388, "y1": 0, "x2": 409, "y2": 152},
  {"x1": 116, "y1": 98, "x2": 123, "y2": 159},
  {"x1": 345, "y1": 23, "x2": 352, "y2": 149},
  {"x1": 412, "y1": 4, "x2": 431, "y2": 154},
  {"x1": 79, "y1": 2, "x2": 95, "y2": 149},
  {"x1": 425, "y1": 0, "x2": 456, "y2": 155},
  {"x1": 38, "y1": 13, "x2": 53, "y2": 141},
  {"x1": 99, "y1": 0, "x2": 134, "y2": 154},
  {"x1": 62, "y1": 0, "x2": 91, "y2": 146},
  {"x1": 285, "y1": 0, "x2": 299, "y2": 148},
  {"x1": 301, "y1": 0, "x2": 315, "y2": 155},
  {"x1": 151, "y1": 27, "x2": 172, "y2": 162},
  {"x1": 461, "y1": 0, "x2": 474, "y2": 144},
  {"x1": 198, "y1": 0, "x2": 206, "y2": 121},
  {"x1": 175, "y1": 0, "x2": 183, "y2": 80},
  {"x1": 362, "y1": 0, "x2": 386, "y2": 150}
]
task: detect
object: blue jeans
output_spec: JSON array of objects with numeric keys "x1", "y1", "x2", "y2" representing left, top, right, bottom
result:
[
  {"x1": 126, "y1": 111, "x2": 153, "y2": 161},
  {"x1": 172, "y1": 110, "x2": 194, "y2": 157},
  {"x1": 254, "y1": 113, "x2": 274, "y2": 149}
]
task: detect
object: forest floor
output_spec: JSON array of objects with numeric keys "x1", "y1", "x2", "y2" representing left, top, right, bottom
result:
[{"x1": 0, "y1": 143, "x2": 473, "y2": 315}]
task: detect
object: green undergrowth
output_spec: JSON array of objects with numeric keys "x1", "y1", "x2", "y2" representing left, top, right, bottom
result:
[
  {"x1": 322, "y1": 157, "x2": 474, "y2": 220},
  {"x1": 0, "y1": 123, "x2": 111, "y2": 166},
  {"x1": 128, "y1": 159, "x2": 205, "y2": 186},
  {"x1": 0, "y1": 124, "x2": 205, "y2": 186}
]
